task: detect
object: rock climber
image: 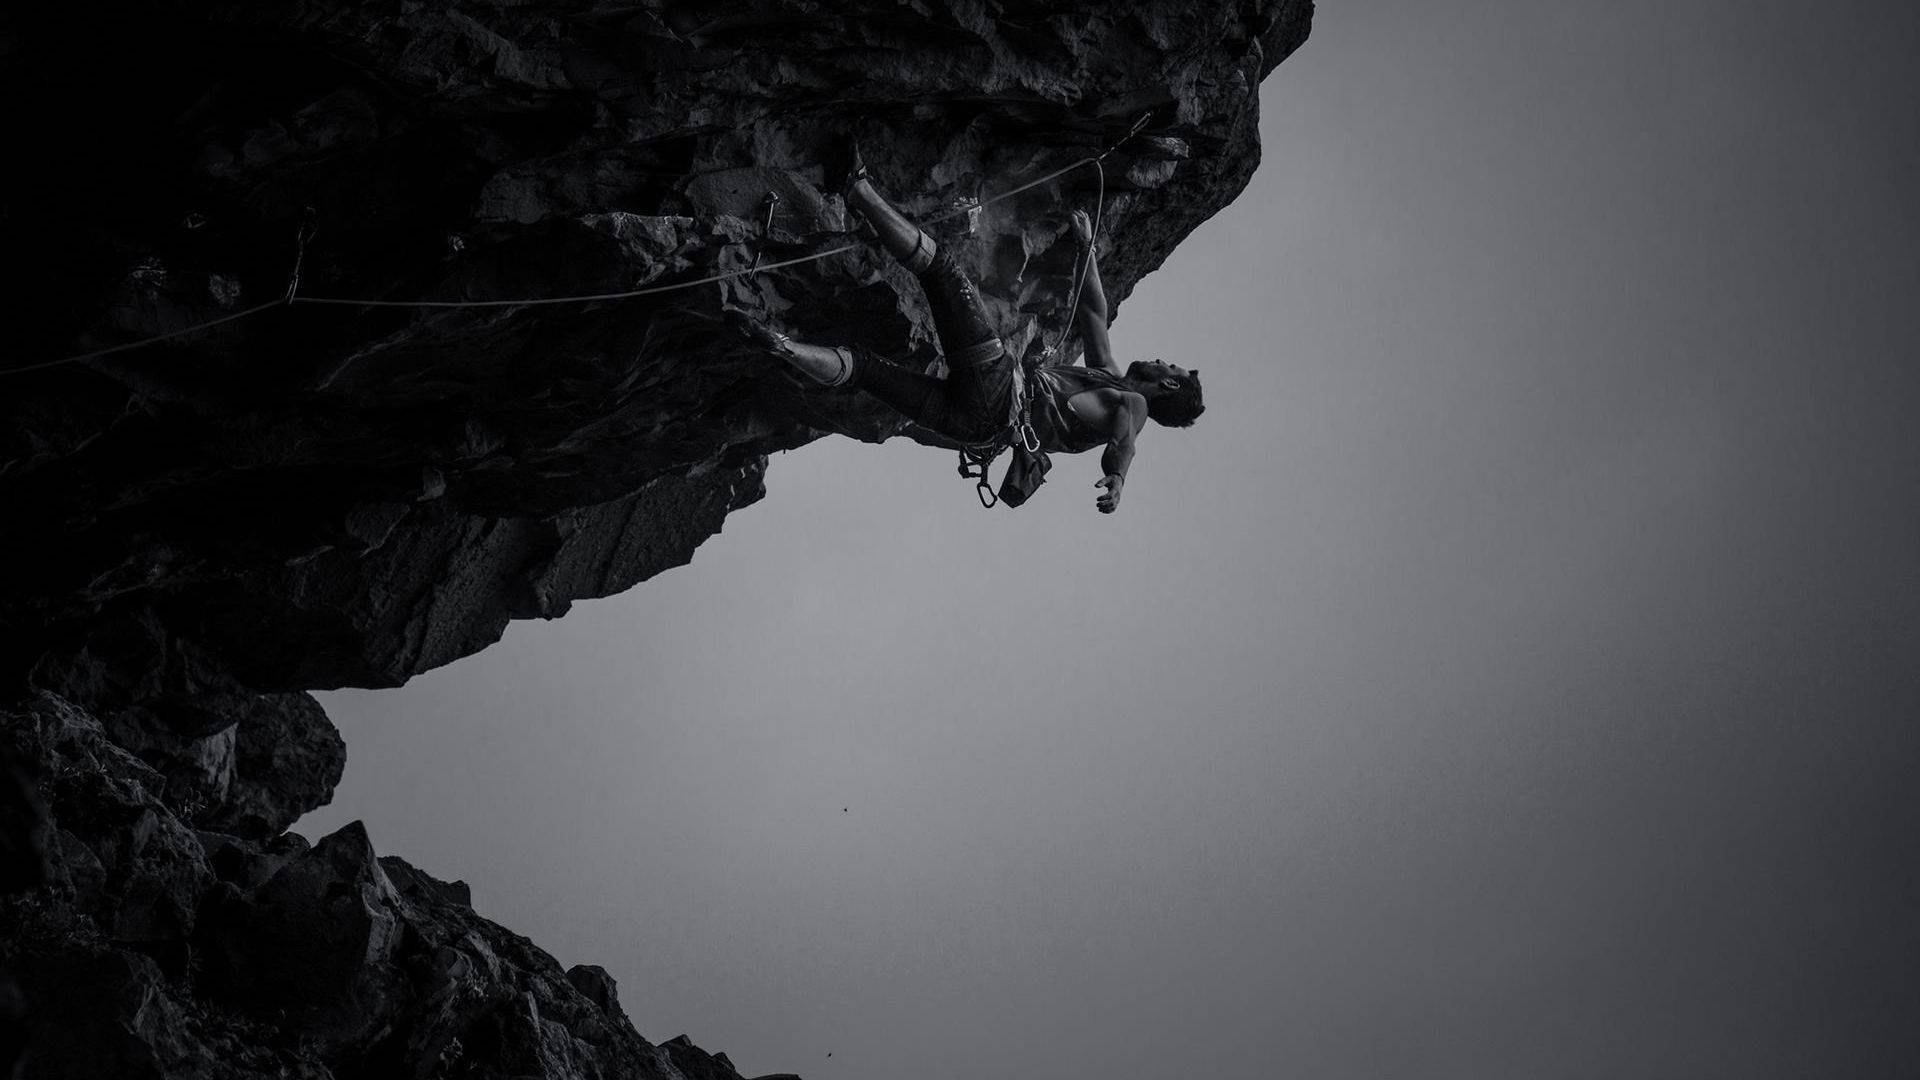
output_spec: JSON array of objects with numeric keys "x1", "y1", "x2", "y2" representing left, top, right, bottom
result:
[{"x1": 739, "y1": 163, "x2": 1203, "y2": 514}]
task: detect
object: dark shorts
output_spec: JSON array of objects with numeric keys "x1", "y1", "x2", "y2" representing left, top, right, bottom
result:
[{"x1": 849, "y1": 249, "x2": 1014, "y2": 445}]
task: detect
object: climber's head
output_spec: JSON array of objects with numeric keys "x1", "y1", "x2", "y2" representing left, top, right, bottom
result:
[{"x1": 1128, "y1": 359, "x2": 1205, "y2": 428}]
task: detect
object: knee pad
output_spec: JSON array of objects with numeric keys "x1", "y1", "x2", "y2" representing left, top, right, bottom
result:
[
  {"x1": 903, "y1": 231, "x2": 937, "y2": 274},
  {"x1": 950, "y1": 337, "x2": 1003, "y2": 369},
  {"x1": 825, "y1": 346, "x2": 855, "y2": 387}
]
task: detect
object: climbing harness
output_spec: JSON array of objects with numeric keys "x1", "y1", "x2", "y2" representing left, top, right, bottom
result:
[
  {"x1": 956, "y1": 352, "x2": 1047, "y2": 508},
  {"x1": 11, "y1": 112, "x2": 1155, "y2": 377}
]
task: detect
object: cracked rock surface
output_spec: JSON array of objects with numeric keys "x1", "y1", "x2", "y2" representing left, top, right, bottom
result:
[{"x1": 0, "y1": 1, "x2": 1311, "y2": 1075}]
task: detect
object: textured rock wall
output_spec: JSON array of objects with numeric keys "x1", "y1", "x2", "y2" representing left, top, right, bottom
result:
[{"x1": 0, "y1": 1, "x2": 1311, "y2": 1075}]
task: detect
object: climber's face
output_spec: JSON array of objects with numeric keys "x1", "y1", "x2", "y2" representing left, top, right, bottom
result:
[{"x1": 1129, "y1": 359, "x2": 1192, "y2": 387}]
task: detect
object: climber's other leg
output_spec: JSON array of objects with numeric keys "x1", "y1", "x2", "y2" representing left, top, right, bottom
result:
[
  {"x1": 733, "y1": 312, "x2": 970, "y2": 435},
  {"x1": 778, "y1": 339, "x2": 856, "y2": 387},
  {"x1": 848, "y1": 355, "x2": 969, "y2": 435},
  {"x1": 848, "y1": 175, "x2": 939, "y2": 272},
  {"x1": 730, "y1": 312, "x2": 853, "y2": 386}
]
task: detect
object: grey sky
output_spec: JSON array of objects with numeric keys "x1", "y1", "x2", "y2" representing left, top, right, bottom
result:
[{"x1": 299, "y1": 2, "x2": 1920, "y2": 1076}]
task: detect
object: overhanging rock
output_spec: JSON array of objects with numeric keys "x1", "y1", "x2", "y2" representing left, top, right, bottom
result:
[{"x1": 0, "y1": 2, "x2": 1312, "y2": 1075}]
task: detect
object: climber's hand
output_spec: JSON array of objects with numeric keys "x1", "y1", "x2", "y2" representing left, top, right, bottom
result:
[
  {"x1": 1095, "y1": 474, "x2": 1123, "y2": 514},
  {"x1": 1070, "y1": 209, "x2": 1094, "y2": 244}
]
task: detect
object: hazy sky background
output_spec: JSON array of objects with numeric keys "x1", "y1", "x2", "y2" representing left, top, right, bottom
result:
[{"x1": 298, "y1": 2, "x2": 1920, "y2": 1076}]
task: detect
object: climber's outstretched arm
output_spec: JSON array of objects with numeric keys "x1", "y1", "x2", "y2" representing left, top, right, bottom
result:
[
  {"x1": 1094, "y1": 391, "x2": 1147, "y2": 514},
  {"x1": 1070, "y1": 210, "x2": 1120, "y2": 375}
]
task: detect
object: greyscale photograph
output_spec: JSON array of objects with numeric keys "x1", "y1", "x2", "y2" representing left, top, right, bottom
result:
[{"x1": 1, "y1": 1, "x2": 1915, "y2": 1078}]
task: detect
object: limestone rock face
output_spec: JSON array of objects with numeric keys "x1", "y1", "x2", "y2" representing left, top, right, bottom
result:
[{"x1": 0, "y1": 0, "x2": 1312, "y2": 1075}]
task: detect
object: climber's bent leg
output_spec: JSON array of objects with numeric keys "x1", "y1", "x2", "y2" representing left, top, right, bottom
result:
[
  {"x1": 915, "y1": 249, "x2": 1010, "y2": 428},
  {"x1": 848, "y1": 177, "x2": 939, "y2": 272},
  {"x1": 844, "y1": 177, "x2": 1009, "y2": 438},
  {"x1": 916, "y1": 249, "x2": 1003, "y2": 372},
  {"x1": 847, "y1": 177, "x2": 1002, "y2": 372}
]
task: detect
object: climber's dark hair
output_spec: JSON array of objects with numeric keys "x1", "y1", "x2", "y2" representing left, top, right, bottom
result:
[{"x1": 1147, "y1": 368, "x2": 1204, "y2": 428}]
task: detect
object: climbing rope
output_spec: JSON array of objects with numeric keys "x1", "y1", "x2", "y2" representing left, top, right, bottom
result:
[{"x1": 9, "y1": 113, "x2": 1154, "y2": 377}]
